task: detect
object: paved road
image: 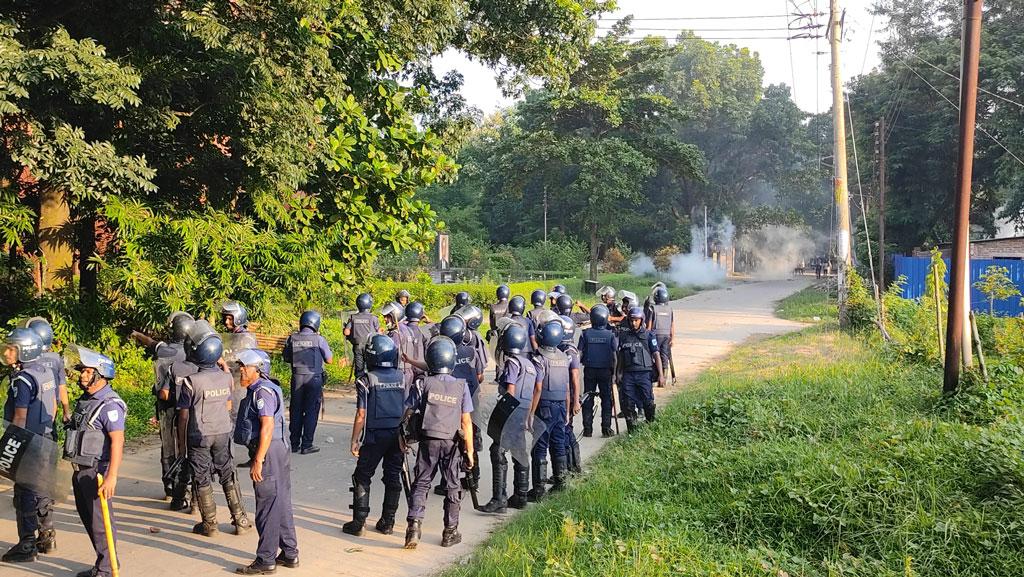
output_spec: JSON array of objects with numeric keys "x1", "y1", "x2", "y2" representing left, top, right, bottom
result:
[{"x1": 0, "y1": 277, "x2": 810, "y2": 576}]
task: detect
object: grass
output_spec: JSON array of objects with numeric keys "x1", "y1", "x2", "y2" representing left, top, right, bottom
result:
[
  {"x1": 445, "y1": 327, "x2": 1024, "y2": 577},
  {"x1": 776, "y1": 284, "x2": 837, "y2": 323}
]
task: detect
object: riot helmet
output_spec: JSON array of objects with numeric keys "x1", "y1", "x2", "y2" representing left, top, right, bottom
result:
[
  {"x1": 455, "y1": 305, "x2": 483, "y2": 331},
  {"x1": 537, "y1": 320, "x2": 564, "y2": 349},
  {"x1": 530, "y1": 289, "x2": 546, "y2": 307},
  {"x1": 68, "y1": 345, "x2": 116, "y2": 381},
  {"x1": 438, "y1": 315, "x2": 467, "y2": 343},
  {"x1": 454, "y1": 291, "x2": 471, "y2": 307},
  {"x1": 168, "y1": 311, "x2": 196, "y2": 344},
  {"x1": 508, "y1": 295, "x2": 526, "y2": 315},
  {"x1": 405, "y1": 301, "x2": 425, "y2": 322},
  {"x1": 219, "y1": 300, "x2": 249, "y2": 328},
  {"x1": 559, "y1": 315, "x2": 576, "y2": 344},
  {"x1": 501, "y1": 325, "x2": 528, "y2": 355},
  {"x1": 3, "y1": 328, "x2": 43, "y2": 364},
  {"x1": 23, "y1": 317, "x2": 54, "y2": 351},
  {"x1": 395, "y1": 290, "x2": 411, "y2": 306},
  {"x1": 496, "y1": 284, "x2": 510, "y2": 301},
  {"x1": 555, "y1": 294, "x2": 573, "y2": 315},
  {"x1": 381, "y1": 301, "x2": 405, "y2": 325},
  {"x1": 365, "y1": 334, "x2": 399, "y2": 369},
  {"x1": 425, "y1": 336, "x2": 457, "y2": 374},
  {"x1": 356, "y1": 293, "x2": 373, "y2": 312},
  {"x1": 300, "y1": 310, "x2": 322, "y2": 332},
  {"x1": 589, "y1": 305, "x2": 610, "y2": 328},
  {"x1": 653, "y1": 287, "x2": 669, "y2": 304}
]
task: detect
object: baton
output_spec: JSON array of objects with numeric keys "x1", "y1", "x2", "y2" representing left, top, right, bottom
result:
[
  {"x1": 96, "y1": 474, "x2": 120, "y2": 577},
  {"x1": 611, "y1": 383, "x2": 621, "y2": 436},
  {"x1": 400, "y1": 450, "x2": 413, "y2": 503}
]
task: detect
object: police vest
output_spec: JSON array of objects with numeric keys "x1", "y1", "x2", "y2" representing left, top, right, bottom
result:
[
  {"x1": 185, "y1": 369, "x2": 234, "y2": 439},
  {"x1": 349, "y1": 312, "x2": 377, "y2": 347},
  {"x1": 581, "y1": 327, "x2": 616, "y2": 368},
  {"x1": 509, "y1": 316, "x2": 534, "y2": 352},
  {"x1": 536, "y1": 348, "x2": 570, "y2": 401},
  {"x1": 419, "y1": 375, "x2": 465, "y2": 440},
  {"x1": 620, "y1": 330, "x2": 655, "y2": 372},
  {"x1": 64, "y1": 393, "x2": 126, "y2": 468},
  {"x1": 233, "y1": 378, "x2": 286, "y2": 447},
  {"x1": 652, "y1": 304, "x2": 673, "y2": 336},
  {"x1": 490, "y1": 301, "x2": 510, "y2": 323},
  {"x1": 168, "y1": 360, "x2": 198, "y2": 405},
  {"x1": 3, "y1": 364, "x2": 57, "y2": 436},
  {"x1": 363, "y1": 368, "x2": 405, "y2": 430},
  {"x1": 288, "y1": 332, "x2": 323, "y2": 375},
  {"x1": 37, "y1": 351, "x2": 65, "y2": 386},
  {"x1": 526, "y1": 308, "x2": 545, "y2": 326},
  {"x1": 453, "y1": 343, "x2": 480, "y2": 397},
  {"x1": 153, "y1": 342, "x2": 186, "y2": 397},
  {"x1": 398, "y1": 323, "x2": 425, "y2": 372},
  {"x1": 500, "y1": 355, "x2": 536, "y2": 403}
]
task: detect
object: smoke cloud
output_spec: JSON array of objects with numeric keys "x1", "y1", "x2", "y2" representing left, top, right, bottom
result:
[
  {"x1": 736, "y1": 225, "x2": 817, "y2": 280},
  {"x1": 665, "y1": 252, "x2": 726, "y2": 286},
  {"x1": 628, "y1": 253, "x2": 656, "y2": 276}
]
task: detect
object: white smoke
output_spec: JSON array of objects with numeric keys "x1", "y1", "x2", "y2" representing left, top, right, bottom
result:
[
  {"x1": 736, "y1": 225, "x2": 817, "y2": 280},
  {"x1": 666, "y1": 252, "x2": 726, "y2": 286},
  {"x1": 629, "y1": 253, "x2": 656, "y2": 276}
]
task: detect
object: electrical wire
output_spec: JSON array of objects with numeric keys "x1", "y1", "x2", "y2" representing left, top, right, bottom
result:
[
  {"x1": 785, "y1": 0, "x2": 798, "y2": 94},
  {"x1": 908, "y1": 52, "x2": 1024, "y2": 110},
  {"x1": 597, "y1": 26, "x2": 808, "y2": 32},
  {"x1": 617, "y1": 14, "x2": 806, "y2": 21},
  {"x1": 846, "y1": 91, "x2": 882, "y2": 309}
]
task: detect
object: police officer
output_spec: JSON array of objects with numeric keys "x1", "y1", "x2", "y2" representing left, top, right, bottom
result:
[
  {"x1": 2, "y1": 328, "x2": 57, "y2": 563},
  {"x1": 448, "y1": 291, "x2": 471, "y2": 316},
  {"x1": 219, "y1": 301, "x2": 258, "y2": 415},
  {"x1": 395, "y1": 290, "x2": 411, "y2": 308},
  {"x1": 233, "y1": 350, "x2": 299, "y2": 574},
  {"x1": 22, "y1": 317, "x2": 71, "y2": 423},
  {"x1": 166, "y1": 319, "x2": 202, "y2": 509},
  {"x1": 434, "y1": 316, "x2": 485, "y2": 497},
  {"x1": 579, "y1": 306, "x2": 618, "y2": 438},
  {"x1": 526, "y1": 321, "x2": 574, "y2": 500},
  {"x1": 390, "y1": 301, "x2": 425, "y2": 388},
  {"x1": 154, "y1": 312, "x2": 194, "y2": 503},
  {"x1": 488, "y1": 285, "x2": 511, "y2": 332},
  {"x1": 342, "y1": 335, "x2": 405, "y2": 536},
  {"x1": 403, "y1": 337, "x2": 475, "y2": 549},
  {"x1": 646, "y1": 287, "x2": 674, "y2": 387},
  {"x1": 63, "y1": 346, "x2": 126, "y2": 577},
  {"x1": 344, "y1": 293, "x2": 380, "y2": 379},
  {"x1": 555, "y1": 294, "x2": 589, "y2": 327},
  {"x1": 283, "y1": 310, "x2": 334, "y2": 455},
  {"x1": 454, "y1": 305, "x2": 489, "y2": 375},
  {"x1": 505, "y1": 295, "x2": 536, "y2": 353},
  {"x1": 556, "y1": 316, "x2": 583, "y2": 474},
  {"x1": 478, "y1": 324, "x2": 535, "y2": 513},
  {"x1": 177, "y1": 322, "x2": 252, "y2": 536},
  {"x1": 526, "y1": 290, "x2": 547, "y2": 328},
  {"x1": 616, "y1": 307, "x2": 662, "y2": 433}
]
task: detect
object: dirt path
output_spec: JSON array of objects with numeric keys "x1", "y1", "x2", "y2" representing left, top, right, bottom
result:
[{"x1": 0, "y1": 277, "x2": 811, "y2": 577}]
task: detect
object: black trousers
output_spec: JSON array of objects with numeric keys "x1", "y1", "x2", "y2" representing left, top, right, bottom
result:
[
  {"x1": 188, "y1": 433, "x2": 235, "y2": 488},
  {"x1": 582, "y1": 366, "x2": 614, "y2": 430},
  {"x1": 73, "y1": 465, "x2": 118, "y2": 576}
]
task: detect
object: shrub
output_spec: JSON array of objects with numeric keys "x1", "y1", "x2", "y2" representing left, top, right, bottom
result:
[
  {"x1": 602, "y1": 246, "x2": 628, "y2": 273},
  {"x1": 652, "y1": 244, "x2": 679, "y2": 272}
]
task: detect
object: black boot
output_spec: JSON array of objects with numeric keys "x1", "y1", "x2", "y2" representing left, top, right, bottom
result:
[
  {"x1": 601, "y1": 427, "x2": 615, "y2": 437},
  {"x1": 161, "y1": 457, "x2": 176, "y2": 497},
  {"x1": 35, "y1": 529, "x2": 56, "y2": 554},
  {"x1": 440, "y1": 526, "x2": 462, "y2": 548},
  {"x1": 479, "y1": 446, "x2": 508, "y2": 513},
  {"x1": 374, "y1": 485, "x2": 400, "y2": 534},
  {"x1": 527, "y1": 458, "x2": 547, "y2": 502},
  {"x1": 235, "y1": 560, "x2": 277, "y2": 574},
  {"x1": 582, "y1": 426, "x2": 593, "y2": 437},
  {"x1": 1, "y1": 538, "x2": 37, "y2": 563},
  {"x1": 644, "y1": 403, "x2": 656, "y2": 423},
  {"x1": 551, "y1": 455, "x2": 569, "y2": 492},
  {"x1": 192, "y1": 484, "x2": 218, "y2": 536},
  {"x1": 569, "y1": 440, "x2": 583, "y2": 475},
  {"x1": 625, "y1": 417, "x2": 637, "y2": 434},
  {"x1": 433, "y1": 482, "x2": 447, "y2": 496},
  {"x1": 342, "y1": 482, "x2": 370, "y2": 536},
  {"x1": 403, "y1": 520, "x2": 422, "y2": 549},
  {"x1": 224, "y1": 481, "x2": 253, "y2": 535},
  {"x1": 508, "y1": 462, "x2": 530, "y2": 509}
]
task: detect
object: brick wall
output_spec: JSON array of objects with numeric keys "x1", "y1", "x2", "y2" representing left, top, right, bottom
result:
[{"x1": 912, "y1": 237, "x2": 1024, "y2": 259}]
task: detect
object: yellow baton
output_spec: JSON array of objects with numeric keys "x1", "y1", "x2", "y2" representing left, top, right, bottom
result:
[{"x1": 96, "y1": 473, "x2": 120, "y2": 577}]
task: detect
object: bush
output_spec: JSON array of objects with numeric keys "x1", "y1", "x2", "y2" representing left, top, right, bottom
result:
[
  {"x1": 602, "y1": 246, "x2": 628, "y2": 274},
  {"x1": 845, "y1": 267, "x2": 876, "y2": 331},
  {"x1": 652, "y1": 244, "x2": 679, "y2": 272}
]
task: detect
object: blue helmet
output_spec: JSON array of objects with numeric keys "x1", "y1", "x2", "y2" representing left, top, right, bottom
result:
[
  {"x1": 454, "y1": 291, "x2": 471, "y2": 307},
  {"x1": 356, "y1": 293, "x2": 373, "y2": 312},
  {"x1": 70, "y1": 345, "x2": 116, "y2": 380},
  {"x1": 552, "y1": 284, "x2": 567, "y2": 294},
  {"x1": 628, "y1": 306, "x2": 645, "y2": 321},
  {"x1": 501, "y1": 325, "x2": 528, "y2": 355},
  {"x1": 24, "y1": 317, "x2": 54, "y2": 350},
  {"x1": 4, "y1": 328, "x2": 43, "y2": 363},
  {"x1": 589, "y1": 305, "x2": 610, "y2": 328},
  {"x1": 496, "y1": 284, "x2": 510, "y2": 301},
  {"x1": 365, "y1": 334, "x2": 399, "y2": 369},
  {"x1": 236, "y1": 348, "x2": 272, "y2": 376},
  {"x1": 537, "y1": 320, "x2": 564, "y2": 348},
  {"x1": 254, "y1": 349, "x2": 272, "y2": 376},
  {"x1": 508, "y1": 295, "x2": 526, "y2": 315},
  {"x1": 530, "y1": 289, "x2": 546, "y2": 307},
  {"x1": 555, "y1": 294, "x2": 573, "y2": 316},
  {"x1": 405, "y1": 301, "x2": 424, "y2": 322},
  {"x1": 438, "y1": 315, "x2": 466, "y2": 343},
  {"x1": 425, "y1": 336, "x2": 457, "y2": 374},
  {"x1": 300, "y1": 310, "x2": 322, "y2": 332},
  {"x1": 455, "y1": 305, "x2": 483, "y2": 331},
  {"x1": 186, "y1": 320, "x2": 222, "y2": 364},
  {"x1": 168, "y1": 311, "x2": 196, "y2": 344},
  {"x1": 219, "y1": 300, "x2": 249, "y2": 327},
  {"x1": 654, "y1": 287, "x2": 669, "y2": 304},
  {"x1": 559, "y1": 315, "x2": 576, "y2": 344}
]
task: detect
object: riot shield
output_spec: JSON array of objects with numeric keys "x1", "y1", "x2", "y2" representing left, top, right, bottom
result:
[
  {"x1": 0, "y1": 421, "x2": 73, "y2": 502},
  {"x1": 474, "y1": 393, "x2": 546, "y2": 466}
]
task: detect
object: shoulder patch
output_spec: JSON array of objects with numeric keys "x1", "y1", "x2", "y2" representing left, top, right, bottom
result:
[
  {"x1": 107, "y1": 410, "x2": 121, "y2": 422},
  {"x1": 256, "y1": 397, "x2": 265, "y2": 410}
]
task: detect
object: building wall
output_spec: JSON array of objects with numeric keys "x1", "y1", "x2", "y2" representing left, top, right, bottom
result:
[{"x1": 912, "y1": 237, "x2": 1024, "y2": 260}]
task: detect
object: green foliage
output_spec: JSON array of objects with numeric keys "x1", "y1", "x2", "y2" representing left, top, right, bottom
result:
[
  {"x1": 845, "y1": 267, "x2": 877, "y2": 331},
  {"x1": 974, "y1": 265, "x2": 1021, "y2": 315},
  {"x1": 445, "y1": 329, "x2": 1024, "y2": 577},
  {"x1": 601, "y1": 246, "x2": 629, "y2": 274},
  {"x1": 775, "y1": 285, "x2": 837, "y2": 322}
]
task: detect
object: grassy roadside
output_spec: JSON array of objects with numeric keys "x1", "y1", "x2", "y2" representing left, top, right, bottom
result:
[
  {"x1": 775, "y1": 283, "x2": 836, "y2": 323},
  {"x1": 445, "y1": 327, "x2": 1024, "y2": 577}
]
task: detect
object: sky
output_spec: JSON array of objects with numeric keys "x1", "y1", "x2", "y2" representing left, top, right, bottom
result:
[{"x1": 432, "y1": 0, "x2": 885, "y2": 116}]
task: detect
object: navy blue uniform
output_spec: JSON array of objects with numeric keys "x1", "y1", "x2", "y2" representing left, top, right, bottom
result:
[
  {"x1": 406, "y1": 375, "x2": 473, "y2": 528},
  {"x1": 282, "y1": 328, "x2": 333, "y2": 451},
  {"x1": 66, "y1": 385, "x2": 126, "y2": 577},
  {"x1": 618, "y1": 328, "x2": 659, "y2": 424},
  {"x1": 530, "y1": 349, "x2": 576, "y2": 466},
  {"x1": 579, "y1": 326, "x2": 618, "y2": 432},
  {"x1": 153, "y1": 341, "x2": 186, "y2": 493},
  {"x1": 236, "y1": 377, "x2": 298, "y2": 566},
  {"x1": 351, "y1": 367, "x2": 406, "y2": 529}
]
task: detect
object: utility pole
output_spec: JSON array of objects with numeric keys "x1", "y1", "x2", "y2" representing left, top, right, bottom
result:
[
  {"x1": 829, "y1": 0, "x2": 854, "y2": 326},
  {"x1": 543, "y1": 186, "x2": 548, "y2": 243},
  {"x1": 875, "y1": 118, "x2": 886, "y2": 291},
  {"x1": 943, "y1": 0, "x2": 983, "y2": 394},
  {"x1": 704, "y1": 205, "x2": 709, "y2": 259}
]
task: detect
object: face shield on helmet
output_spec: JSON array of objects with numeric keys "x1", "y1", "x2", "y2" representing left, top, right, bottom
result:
[
  {"x1": 381, "y1": 301, "x2": 405, "y2": 326},
  {"x1": 4, "y1": 328, "x2": 43, "y2": 365},
  {"x1": 21, "y1": 317, "x2": 54, "y2": 351},
  {"x1": 219, "y1": 300, "x2": 249, "y2": 328},
  {"x1": 64, "y1": 345, "x2": 117, "y2": 382}
]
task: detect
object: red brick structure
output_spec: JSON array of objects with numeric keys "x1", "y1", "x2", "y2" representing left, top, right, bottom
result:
[{"x1": 912, "y1": 236, "x2": 1024, "y2": 260}]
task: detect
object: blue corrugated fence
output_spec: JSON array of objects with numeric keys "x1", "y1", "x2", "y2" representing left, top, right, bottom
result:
[{"x1": 893, "y1": 256, "x2": 1023, "y2": 317}]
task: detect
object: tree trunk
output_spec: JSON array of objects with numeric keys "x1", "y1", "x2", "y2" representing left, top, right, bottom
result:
[
  {"x1": 589, "y1": 221, "x2": 599, "y2": 280},
  {"x1": 38, "y1": 185, "x2": 73, "y2": 290},
  {"x1": 78, "y1": 211, "x2": 98, "y2": 303}
]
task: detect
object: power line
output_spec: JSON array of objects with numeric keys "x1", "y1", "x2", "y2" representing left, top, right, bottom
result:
[
  {"x1": 908, "y1": 52, "x2": 1024, "y2": 110},
  {"x1": 897, "y1": 57, "x2": 1024, "y2": 169},
  {"x1": 785, "y1": 0, "x2": 798, "y2": 95},
  {"x1": 607, "y1": 14, "x2": 819, "y2": 21},
  {"x1": 597, "y1": 26, "x2": 810, "y2": 32},
  {"x1": 859, "y1": 10, "x2": 876, "y2": 76},
  {"x1": 618, "y1": 36, "x2": 819, "y2": 41}
]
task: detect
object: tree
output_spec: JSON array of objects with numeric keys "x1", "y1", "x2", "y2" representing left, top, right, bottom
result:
[{"x1": 974, "y1": 265, "x2": 1020, "y2": 315}]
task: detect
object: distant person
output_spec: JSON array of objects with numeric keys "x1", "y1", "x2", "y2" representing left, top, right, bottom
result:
[
  {"x1": 344, "y1": 293, "x2": 379, "y2": 379},
  {"x1": 616, "y1": 307, "x2": 662, "y2": 433},
  {"x1": 815, "y1": 259, "x2": 823, "y2": 279},
  {"x1": 283, "y1": 310, "x2": 334, "y2": 455},
  {"x1": 579, "y1": 305, "x2": 618, "y2": 437},
  {"x1": 645, "y1": 287, "x2": 674, "y2": 387}
]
